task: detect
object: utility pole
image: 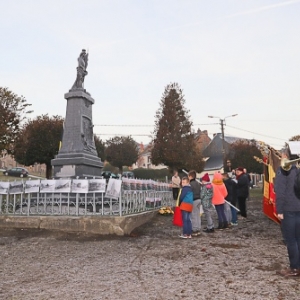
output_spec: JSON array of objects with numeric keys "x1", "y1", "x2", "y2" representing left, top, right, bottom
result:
[
  {"x1": 220, "y1": 118, "x2": 226, "y2": 170},
  {"x1": 208, "y1": 114, "x2": 238, "y2": 171}
]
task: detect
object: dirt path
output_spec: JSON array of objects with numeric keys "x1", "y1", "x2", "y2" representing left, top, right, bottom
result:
[{"x1": 0, "y1": 196, "x2": 299, "y2": 300}]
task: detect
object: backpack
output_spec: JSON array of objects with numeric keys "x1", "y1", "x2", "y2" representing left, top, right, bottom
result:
[{"x1": 294, "y1": 168, "x2": 300, "y2": 200}]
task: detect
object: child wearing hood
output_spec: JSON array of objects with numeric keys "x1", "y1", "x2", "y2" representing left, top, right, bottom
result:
[{"x1": 212, "y1": 172, "x2": 229, "y2": 230}]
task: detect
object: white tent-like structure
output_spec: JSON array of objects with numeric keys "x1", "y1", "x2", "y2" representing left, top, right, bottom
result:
[{"x1": 288, "y1": 141, "x2": 300, "y2": 157}]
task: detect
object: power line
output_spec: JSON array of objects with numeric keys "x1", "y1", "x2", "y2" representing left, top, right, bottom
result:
[
  {"x1": 94, "y1": 123, "x2": 219, "y2": 127},
  {"x1": 94, "y1": 124, "x2": 153, "y2": 127},
  {"x1": 226, "y1": 125, "x2": 287, "y2": 141},
  {"x1": 224, "y1": 128, "x2": 285, "y2": 148},
  {"x1": 93, "y1": 123, "x2": 289, "y2": 145},
  {"x1": 95, "y1": 133, "x2": 152, "y2": 137},
  {"x1": 236, "y1": 119, "x2": 300, "y2": 122}
]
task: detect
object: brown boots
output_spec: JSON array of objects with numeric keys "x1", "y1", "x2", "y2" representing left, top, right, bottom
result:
[{"x1": 276, "y1": 268, "x2": 300, "y2": 277}]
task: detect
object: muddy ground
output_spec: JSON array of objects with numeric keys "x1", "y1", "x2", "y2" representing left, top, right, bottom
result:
[{"x1": 0, "y1": 195, "x2": 299, "y2": 300}]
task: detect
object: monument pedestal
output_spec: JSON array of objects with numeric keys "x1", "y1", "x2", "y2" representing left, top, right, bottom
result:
[{"x1": 51, "y1": 89, "x2": 103, "y2": 178}]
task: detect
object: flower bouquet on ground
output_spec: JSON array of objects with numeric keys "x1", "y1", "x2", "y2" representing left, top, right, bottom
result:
[{"x1": 158, "y1": 206, "x2": 174, "y2": 216}]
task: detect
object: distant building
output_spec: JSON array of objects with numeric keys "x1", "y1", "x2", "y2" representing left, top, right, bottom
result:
[
  {"x1": 0, "y1": 151, "x2": 15, "y2": 169},
  {"x1": 201, "y1": 133, "x2": 245, "y2": 175},
  {"x1": 132, "y1": 129, "x2": 211, "y2": 170},
  {"x1": 194, "y1": 129, "x2": 211, "y2": 152},
  {"x1": 132, "y1": 143, "x2": 166, "y2": 170}
]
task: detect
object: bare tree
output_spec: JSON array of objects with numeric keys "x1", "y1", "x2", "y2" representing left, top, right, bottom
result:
[{"x1": 0, "y1": 87, "x2": 32, "y2": 153}]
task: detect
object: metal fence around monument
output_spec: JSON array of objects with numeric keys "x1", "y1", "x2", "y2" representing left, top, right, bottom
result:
[{"x1": 0, "y1": 178, "x2": 173, "y2": 216}]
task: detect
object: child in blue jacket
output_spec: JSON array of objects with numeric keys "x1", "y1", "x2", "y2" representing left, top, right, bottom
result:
[{"x1": 179, "y1": 177, "x2": 194, "y2": 239}]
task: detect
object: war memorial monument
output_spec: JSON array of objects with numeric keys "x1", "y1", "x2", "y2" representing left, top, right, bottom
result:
[{"x1": 51, "y1": 50, "x2": 103, "y2": 178}]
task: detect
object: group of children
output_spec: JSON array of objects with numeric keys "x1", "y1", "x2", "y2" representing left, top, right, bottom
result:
[{"x1": 172, "y1": 169, "x2": 248, "y2": 239}]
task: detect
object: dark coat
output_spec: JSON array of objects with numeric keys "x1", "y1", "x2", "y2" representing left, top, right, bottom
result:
[
  {"x1": 236, "y1": 173, "x2": 249, "y2": 198},
  {"x1": 223, "y1": 178, "x2": 237, "y2": 206},
  {"x1": 274, "y1": 165, "x2": 300, "y2": 214},
  {"x1": 189, "y1": 179, "x2": 201, "y2": 200}
]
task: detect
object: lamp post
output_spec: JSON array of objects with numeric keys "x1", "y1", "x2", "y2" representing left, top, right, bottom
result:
[{"x1": 208, "y1": 114, "x2": 238, "y2": 170}]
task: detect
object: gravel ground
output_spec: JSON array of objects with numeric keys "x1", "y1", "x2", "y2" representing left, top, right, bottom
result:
[{"x1": 0, "y1": 195, "x2": 299, "y2": 300}]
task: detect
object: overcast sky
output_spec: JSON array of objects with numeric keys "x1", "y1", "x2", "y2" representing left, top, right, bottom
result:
[{"x1": 1, "y1": 0, "x2": 300, "y2": 150}]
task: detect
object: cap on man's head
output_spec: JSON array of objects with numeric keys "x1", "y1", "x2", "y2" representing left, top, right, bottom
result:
[{"x1": 236, "y1": 167, "x2": 244, "y2": 172}]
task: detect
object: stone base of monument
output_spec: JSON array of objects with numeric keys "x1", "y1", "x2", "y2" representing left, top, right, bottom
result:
[
  {"x1": 0, "y1": 211, "x2": 157, "y2": 236},
  {"x1": 52, "y1": 152, "x2": 103, "y2": 178},
  {"x1": 51, "y1": 86, "x2": 104, "y2": 178}
]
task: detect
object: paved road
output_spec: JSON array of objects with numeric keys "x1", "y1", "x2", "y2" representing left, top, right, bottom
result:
[{"x1": 0, "y1": 196, "x2": 298, "y2": 300}]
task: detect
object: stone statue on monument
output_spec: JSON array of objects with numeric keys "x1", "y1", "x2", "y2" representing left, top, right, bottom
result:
[
  {"x1": 52, "y1": 48, "x2": 103, "y2": 178},
  {"x1": 71, "y1": 49, "x2": 89, "y2": 90}
]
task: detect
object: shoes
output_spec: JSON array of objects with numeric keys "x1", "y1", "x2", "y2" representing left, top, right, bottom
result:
[
  {"x1": 223, "y1": 222, "x2": 230, "y2": 229},
  {"x1": 231, "y1": 222, "x2": 238, "y2": 226},
  {"x1": 203, "y1": 227, "x2": 214, "y2": 233},
  {"x1": 276, "y1": 268, "x2": 300, "y2": 277},
  {"x1": 179, "y1": 234, "x2": 192, "y2": 239},
  {"x1": 216, "y1": 223, "x2": 224, "y2": 230},
  {"x1": 191, "y1": 230, "x2": 201, "y2": 236}
]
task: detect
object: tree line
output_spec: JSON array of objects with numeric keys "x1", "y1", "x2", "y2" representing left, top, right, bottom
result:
[{"x1": 2, "y1": 84, "x2": 297, "y2": 179}]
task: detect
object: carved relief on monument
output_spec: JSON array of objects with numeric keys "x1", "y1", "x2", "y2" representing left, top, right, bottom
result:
[{"x1": 81, "y1": 116, "x2": 97, "y2": 155}]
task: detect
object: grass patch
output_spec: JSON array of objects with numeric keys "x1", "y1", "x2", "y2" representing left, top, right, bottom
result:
[
  {"x1": 0, "y1": 174, "x2": 24, "y2": 181},
  {"x1": 0, "y1": 172, "x2": 45, "y2": 182},
  {"x1": 250, "y1": 187, "x2": 263, "y2": 199}
]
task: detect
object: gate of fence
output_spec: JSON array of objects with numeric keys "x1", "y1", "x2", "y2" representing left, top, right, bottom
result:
[{"x1": 0, "y1": 177, "x2": 173, "y2": 217}]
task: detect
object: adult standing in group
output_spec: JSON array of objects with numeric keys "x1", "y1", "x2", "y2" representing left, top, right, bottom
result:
[
  {"x1": 223, "y1": 172, "x2": 238, "y2": 225},
  {"x1": 224, "y1": 160, "x2": 233, "y2": 173},
  {"x1": 275, "y1": 151, "x2": 300, "y2": 277},
  {"x1": 243, "y1": 168, "x2": 252, "y2": 200},
  {"x1": 188, "y1": 170, "x2": 202, "y2": 236},
  {"x1": 235, "y1": 167, "x2": 249, "y2": 219},
  {"x1": 171, "y1": 170, "x2": 181, "y2": 201}
]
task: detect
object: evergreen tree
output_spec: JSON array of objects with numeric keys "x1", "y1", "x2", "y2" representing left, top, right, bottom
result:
[{"x1": 151, "y1": 83, "x2": 204, "y2": 172}]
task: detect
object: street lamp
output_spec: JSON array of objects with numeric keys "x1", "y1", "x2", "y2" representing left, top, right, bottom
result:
[{"x1": 208, "y1": 114, "x2": 238, "y2": 170}]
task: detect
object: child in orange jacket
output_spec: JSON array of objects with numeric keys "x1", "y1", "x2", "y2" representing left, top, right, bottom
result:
[{"x1": 212, "y1": 172, "x2": 228, "y2": 229}]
